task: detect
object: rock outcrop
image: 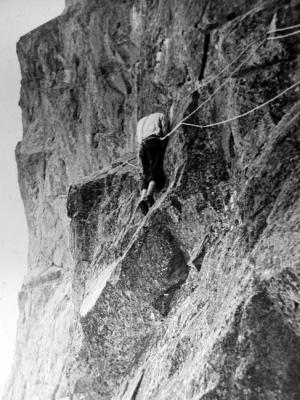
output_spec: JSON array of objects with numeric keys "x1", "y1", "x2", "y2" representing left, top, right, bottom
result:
[{"x1": 4, "y1": 0, "x2": 300, "y2": 399}]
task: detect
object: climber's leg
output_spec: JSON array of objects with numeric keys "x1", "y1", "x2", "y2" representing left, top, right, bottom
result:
[
  {"x1": 139, "y1": 179, "x2": 150, "y2": 215},
  {"x1": 140, "y1": 188, "x2": 147, "y2": 200},
  {"x1": 145, "y1": 180, "x2": 156, "y2": 208},
  {"x1": 138, "y1": 137, "x2": 165, "y2": 215},
  {"x1": 145, "y1": 137, "x2": 165, "y2": 209},
  {"x1": 146, "y1": 180, "x2": 156, "y2": 197},
  {"x1": 138, "y1": 142, "x2": 151, "y2": 215}
]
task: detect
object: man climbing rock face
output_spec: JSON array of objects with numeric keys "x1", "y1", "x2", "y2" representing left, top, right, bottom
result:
[{"x1": 136, "y1": 112, "x2": 168, "y2": 215}]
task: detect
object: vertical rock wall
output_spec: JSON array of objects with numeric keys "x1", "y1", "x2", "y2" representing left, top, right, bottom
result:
[{"x1": 5, "y1": 0, "x2": 300, "y2": 399}]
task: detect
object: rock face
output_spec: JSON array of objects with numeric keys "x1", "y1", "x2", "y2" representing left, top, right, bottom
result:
[{"x1": 5, "y1": 0, "x2": 300, "y2": 399}]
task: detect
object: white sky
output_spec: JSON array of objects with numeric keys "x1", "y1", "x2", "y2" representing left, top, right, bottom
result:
[{"x1": 0, "y1": 0, "x2": 65, "y2": 396}]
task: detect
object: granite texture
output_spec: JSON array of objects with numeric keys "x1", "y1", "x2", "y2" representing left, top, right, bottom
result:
[{"x1": 4, "y1": 0, "x2": 300, "y2": 399}]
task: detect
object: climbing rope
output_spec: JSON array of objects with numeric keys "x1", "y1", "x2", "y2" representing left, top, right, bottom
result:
[
  {"x1": 187, "y1": 24, "x2": 300, "y2": 105},
  {"x1": 161, "y1": 23, "x2": 300, "y2": 141},
  {"x1": 268, "y1": 22, "x2": 300, "y2": 33},
  {"x1": 268, "y1": 28, "x2": 300, "y2": 40},
  {"x1": 126, "y1": 22, "x2": 300, "y2": 173},
  {"x1": 189, "y1": 39, "x2": 260, "y2": 95},
  {"x1": 162, "y1": 38, "x2": 266, "y2": 140},
  {"x1": 181, "y1": 79, "x2": 300, "y2": 129}
]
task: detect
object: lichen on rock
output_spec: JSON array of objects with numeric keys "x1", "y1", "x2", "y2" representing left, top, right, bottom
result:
[{"x1": 4, "y1": 0, "x2": 300, "y2": 399}]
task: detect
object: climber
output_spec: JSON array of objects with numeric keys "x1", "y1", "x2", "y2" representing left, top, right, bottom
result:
[{"x1": 136, "y1": 112, "x2": 168, "y2": 215}]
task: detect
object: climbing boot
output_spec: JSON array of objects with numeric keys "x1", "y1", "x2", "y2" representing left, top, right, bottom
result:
[
  {"x1": 138, "y1": 198, "x2": 149, "y2": 215},
  {"x1": 146, "y1": 195, "x2": 155, "y2": 208}
]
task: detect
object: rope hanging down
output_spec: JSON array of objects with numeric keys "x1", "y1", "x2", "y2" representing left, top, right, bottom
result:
[{"x1": 162, "y1": 23, "x2": 300, "y2": 141}]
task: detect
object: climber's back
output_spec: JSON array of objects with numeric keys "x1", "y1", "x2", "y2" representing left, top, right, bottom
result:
[{"x1": 136, "y1": 112, "x2": 167, "y2": 144}]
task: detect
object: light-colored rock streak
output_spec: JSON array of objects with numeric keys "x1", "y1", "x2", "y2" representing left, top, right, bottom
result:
[{"x1": 80, "y1": 260, "x2": 120, "y2": 317}]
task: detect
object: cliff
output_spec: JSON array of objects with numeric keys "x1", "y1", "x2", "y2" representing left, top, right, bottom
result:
[{"x1": 4, "y1": 0, "x2": 300, "y2": 399}]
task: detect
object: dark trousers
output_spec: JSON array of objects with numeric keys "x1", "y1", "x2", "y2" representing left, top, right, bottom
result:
[{"x1": 139, "y1": 136, "x2": 166, "y2": 191}]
